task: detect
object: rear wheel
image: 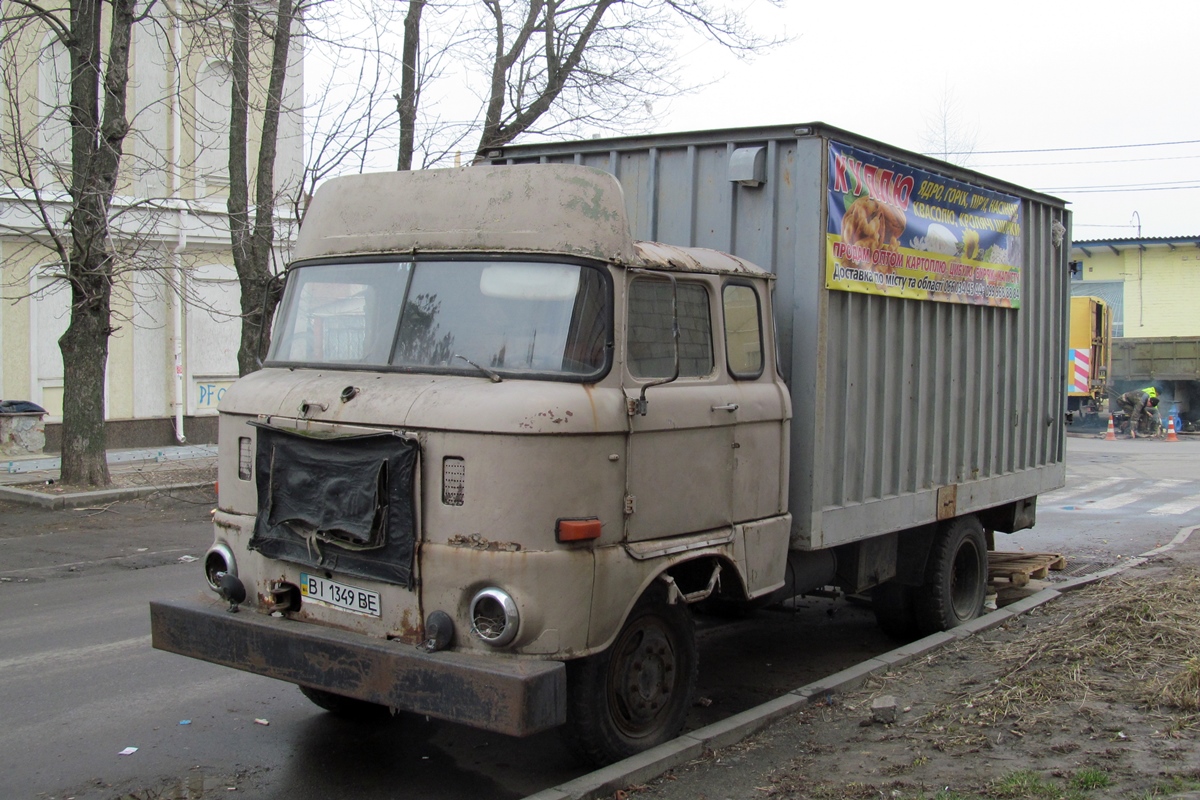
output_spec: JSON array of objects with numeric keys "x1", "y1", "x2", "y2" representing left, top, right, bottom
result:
[
  {"x1": 912, "y1": 515, "x2": 988, "y2": 635},
  {"x1": 563, "y1": 583, "x2": 698, "y2": 766},
  {"x1": 299, "y1": 685, "x2": 394, "y2": 722}
]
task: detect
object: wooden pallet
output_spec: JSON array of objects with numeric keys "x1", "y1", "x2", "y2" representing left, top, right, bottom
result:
[{"x1": 988, "y1": 551, "x2": 1067, "y2": 588}]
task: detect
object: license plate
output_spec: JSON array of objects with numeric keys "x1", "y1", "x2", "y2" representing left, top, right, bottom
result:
[{"x1": 300, "y1": 573, "x2": 381, "y2": 617}]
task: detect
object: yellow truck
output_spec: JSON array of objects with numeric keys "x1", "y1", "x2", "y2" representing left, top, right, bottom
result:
[{"x1": 1066, "y1": 296, "x2": 1112, "y2": 426}]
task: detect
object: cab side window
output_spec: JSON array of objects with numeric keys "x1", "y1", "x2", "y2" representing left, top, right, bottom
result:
[
  {"x1": 627, "y1": 279, "x2": 713, "y2": 378},
  {"x1": 723, "y1": 283, "x2": 763, "y2": 379}
]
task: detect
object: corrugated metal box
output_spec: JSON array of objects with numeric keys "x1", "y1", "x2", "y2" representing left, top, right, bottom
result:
[
  {"x1": 490, "y1": 123, "x2": 1069, "y2": 550},
  {"x1": 1113, "y1": 337, "x2": 1200, "y2": 381}
]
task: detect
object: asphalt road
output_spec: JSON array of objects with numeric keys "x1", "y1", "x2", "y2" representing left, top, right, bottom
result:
[
  {"x1": 1, "y1": 436, "x2": 1197, "y2": 799},
  {"x1": 1007, "y1": 435, "x2": 1200, "y2": 564}
]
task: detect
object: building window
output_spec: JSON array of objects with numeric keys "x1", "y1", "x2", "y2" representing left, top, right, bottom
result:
[{"x1": 195, "y1": 61, "x2": 232, "y2": 188}]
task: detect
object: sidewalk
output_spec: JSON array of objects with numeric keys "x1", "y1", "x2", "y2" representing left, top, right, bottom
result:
[
  {"x1": 0, "y1": 444, "x2": 217, "y2": 509},
  {"x1": 526, "y1": 525, "x2": 1200, "y2": 800}
]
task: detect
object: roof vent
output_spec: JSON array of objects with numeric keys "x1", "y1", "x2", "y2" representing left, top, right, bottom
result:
[{"x1": 729, "y1": 146, "x2": 767, "y2": 188}]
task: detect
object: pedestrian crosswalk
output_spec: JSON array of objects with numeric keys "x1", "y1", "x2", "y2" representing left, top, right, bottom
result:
[{"x1": 1042, "y1": 476, "x2": 1200, "y2": 520}]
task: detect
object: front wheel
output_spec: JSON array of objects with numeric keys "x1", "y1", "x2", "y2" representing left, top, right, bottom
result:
[
  {"x1": 912, "y1": 515, "x2": 988, "y2": 635},
  {"x1": 299, "y1": 685, "x2": 394, "y2": 722},
  {"x1": 563, "y1": 583, "x2": 698, "y2": 766}
]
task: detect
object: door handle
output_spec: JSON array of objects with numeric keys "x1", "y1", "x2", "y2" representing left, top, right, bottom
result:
[{"x1": 711, "y1": 403, "x2": 739, "y2": 412}]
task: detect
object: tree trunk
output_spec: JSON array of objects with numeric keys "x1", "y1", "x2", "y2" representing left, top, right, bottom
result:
[
  {"x1": 230, "y1": 0, "x2": 295, "y2": 376},
  {"x1": 57, "y1": 0, "x2": 135, "y2": 486},
  {"x1": 396, "y1": 0, "x2": 425, "y2": 171}
]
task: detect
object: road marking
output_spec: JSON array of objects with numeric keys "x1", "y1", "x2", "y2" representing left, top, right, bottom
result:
[
  {"x1": 0, "y1": 634, "x2": 152, "y2": 672},
  {"x1": 1149, "y1": 497, "x2": 1200, "y2": 517},
  {"x1": 1041, "y1": 476, "x2": 1123, "y2": 502},
  {"x1": 1086, "y1": 479, "x2": 1190, "y2": 511}
]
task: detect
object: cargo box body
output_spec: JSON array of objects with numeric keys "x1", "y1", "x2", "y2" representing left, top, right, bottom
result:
[{"x1": 490, "y1": 123, "x2": 1070, "y2": 550}]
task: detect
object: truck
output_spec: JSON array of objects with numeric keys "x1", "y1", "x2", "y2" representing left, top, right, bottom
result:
[
  {"x1": 1111, "y1": 336, "x2": 1199, "y2": 431},
  {"x1": 1066, "y1": 296, "x2": 1112, "y2": 426},
  {"x1": 151, "y1": 123, "x2": 1070, "y2": 766}
]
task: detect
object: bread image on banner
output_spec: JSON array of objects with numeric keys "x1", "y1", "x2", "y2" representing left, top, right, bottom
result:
[{"x1": 838, "y1": 197, "x2": 907, "y2": 270}]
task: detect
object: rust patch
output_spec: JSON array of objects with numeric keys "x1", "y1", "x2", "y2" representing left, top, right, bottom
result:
[
  {"x1": 524, "y1": 407, "x2": 574, "y2": 426},
  {"x1": 582, "y1": 384, "x2": 599, "y2": 431},
  {"x1": 936, "y1": 485, "x2": 958, "y2": 521},
  {"x1": 213, "y1": 517, "x2": 240, "y2": 533},
  {"x1": 391, "y1": 607, "x2": 423, "y2": 644},
  {"x1": 446, "y1": 533, "x2": 522, "y2": 552}
]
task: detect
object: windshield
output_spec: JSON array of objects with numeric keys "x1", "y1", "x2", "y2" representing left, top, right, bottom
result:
[{"x1": 268, "y1": 260, "x2": 610, "y2": 378}]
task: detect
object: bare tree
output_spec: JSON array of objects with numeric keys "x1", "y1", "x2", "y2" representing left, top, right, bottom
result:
[
  {"x1": 225, "y1": 0, "x2": 301, "y2": 376},
  {"x1": 214, "y1": 0, "x2": 785, "y2": 367},
  {"x1": 389, "y1": 0, "x2": 784, "y2": 169},
  {"x1": 297, "y1": 0, "x2": 414, "y2": 220},
  {"x1": 920, "y1": 84, "x2": 978, "y2": 167},
  {"x1": 396, "y1": 0, "x2": 426, "y2": 171},
  {"x1": 0, "y1": 0, "x2": 148, "y2": 485}
]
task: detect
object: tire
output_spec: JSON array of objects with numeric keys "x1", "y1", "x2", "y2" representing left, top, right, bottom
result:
[
  {"x1": 912, "y1": 515, "x2": 988, "y2": 636},
  {"x1": 872, "y1": 580, "x2": 920, "y2": 641},
  {"x1": 299, "y1": 685, "x2": 394, "y2": 722},
  {"x1": 563, "y1": 584, "x2": 698, "y2": 766}
]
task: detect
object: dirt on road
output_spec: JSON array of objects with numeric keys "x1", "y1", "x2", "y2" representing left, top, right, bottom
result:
[
  {"x1": 628, "y1": 534, "x2": 1200, "y2": 800},
  {"x1": 0, "y1": 483, "x2": 216, "y2": 581}
]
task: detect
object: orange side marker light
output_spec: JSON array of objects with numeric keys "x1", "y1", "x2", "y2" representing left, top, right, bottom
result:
[{"x1": 556, "y1": 518, "x2": 602, "y2": 543}]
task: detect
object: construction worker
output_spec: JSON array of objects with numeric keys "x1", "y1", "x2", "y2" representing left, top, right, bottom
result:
[{"x1": 1117, "y1": 387, "x2": 1159, "y2": 438}]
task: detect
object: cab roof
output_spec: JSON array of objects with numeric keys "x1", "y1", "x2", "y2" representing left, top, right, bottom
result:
[{"x1": 294, "y1": 164, "x2": 770, "y2": 279}]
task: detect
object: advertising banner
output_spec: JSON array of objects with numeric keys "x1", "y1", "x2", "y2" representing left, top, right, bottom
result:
[{"x1": 826, "y1": 141, "x2": 1023, "y2": 308}]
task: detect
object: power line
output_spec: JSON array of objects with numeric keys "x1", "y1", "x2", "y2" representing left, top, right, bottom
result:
[
  {"x1": 1040, "y1": 184, "x2": 1200, "y2": 194},
  {"x1": 1038, "y1": 178, "x2": 1200, "y2": 191},
  {"x1": 949, "y1": 138, "x2": 1200, "y2": 156},
  {"x1": 978, "y1": 154, "x2": 1200, "y2": 169}
]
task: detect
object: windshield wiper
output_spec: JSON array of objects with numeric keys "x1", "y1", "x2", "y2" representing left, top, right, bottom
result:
[{"x1": 453, "y1": 354, "x2": 503, "y2": 383}]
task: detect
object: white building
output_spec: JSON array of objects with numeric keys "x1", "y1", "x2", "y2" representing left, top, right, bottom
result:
[{"x1": 0, "y1": 3, "x2": 303, "y2": 449}]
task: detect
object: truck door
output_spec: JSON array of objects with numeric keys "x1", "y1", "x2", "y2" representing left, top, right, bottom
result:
[
  {"x1": 721, "y1": 280, "x2": 789, "y2": 524},
  {"x1": 623, "y1": 273, "x2": 736, "y2": 542}
]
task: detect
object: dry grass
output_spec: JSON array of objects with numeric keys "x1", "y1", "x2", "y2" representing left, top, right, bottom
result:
[{"x1": 920, "y1": 567, "x2": 1200, "y2": 743}]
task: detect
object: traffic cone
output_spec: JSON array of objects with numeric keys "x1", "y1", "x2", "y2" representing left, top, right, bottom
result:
[
  {"x1": 1166, "y1": 415, "x2": 1180, "y2": 442},
  {"x1": 1105, "y1": 414, "x2": 1116, "y2": 440}
]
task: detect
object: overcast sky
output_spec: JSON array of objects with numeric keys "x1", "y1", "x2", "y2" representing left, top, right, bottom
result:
[
  {"x1": 308, "y1": 1, "x2": 1197, "y2": 241},
  {"x1": 650, "y1": 0, "x2": 1198, "y2": 240}
]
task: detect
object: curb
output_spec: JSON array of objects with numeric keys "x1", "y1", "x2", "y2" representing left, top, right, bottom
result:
[
  {"x1": 523, "y1": 526, "x2": 1198, "y2": 800},
  {"x1": 0, "y1": 481, "x2": 214, "y2": 510}
]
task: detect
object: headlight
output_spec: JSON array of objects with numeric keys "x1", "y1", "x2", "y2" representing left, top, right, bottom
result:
[
  {"x1": 204, "y1": 542, "x2": 237, "y2": 591},
  {"x1": 468, "y1": 587, "x2": 519, "y2": 647}
]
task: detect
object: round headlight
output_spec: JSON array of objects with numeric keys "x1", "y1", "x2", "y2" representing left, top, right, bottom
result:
[
  {"x1": 204, "y1": 542, "x2": 237, "y2": 591},
  {"x1": 469, "y1": 587, "x2": 519, "y2": 647}
]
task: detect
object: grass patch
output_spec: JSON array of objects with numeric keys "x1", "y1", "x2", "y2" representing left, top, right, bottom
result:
[{"x1": 919, "y1": 568, "x2": 1200, "y2": 745}]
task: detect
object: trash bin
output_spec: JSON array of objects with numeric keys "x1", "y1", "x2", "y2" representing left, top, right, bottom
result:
[{"x1": 0, "y1": 400, "x2": 47, "y2": 456}]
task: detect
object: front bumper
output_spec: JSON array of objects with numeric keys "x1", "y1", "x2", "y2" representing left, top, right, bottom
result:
[{"x1": 150, "y1": 597, "x2": 566, "y2": 737}]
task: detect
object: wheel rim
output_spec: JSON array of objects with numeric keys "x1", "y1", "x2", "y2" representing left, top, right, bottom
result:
[
  {"x1": 950, "y1": 538, "x2": 984, "y2": 620},
  {"x1": 606, "y1": 613, "x2": 678, "y2": 740}
]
